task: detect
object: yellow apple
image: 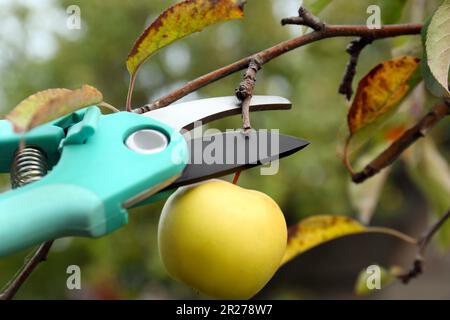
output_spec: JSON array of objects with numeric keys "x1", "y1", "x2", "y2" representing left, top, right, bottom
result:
[{"x1": 158, "y1": 179, "x2": 287, "y2": 299}]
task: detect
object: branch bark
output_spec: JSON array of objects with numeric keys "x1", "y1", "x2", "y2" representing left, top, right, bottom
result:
[
  {"x1": 352, "y1": 101, "x2": 450, "y2": 184},
  {"x1": 281, "y1": 7, "x2": 325, "y2": 31},
  {"x1": 399, "y1": 208, "x2": 450, "y2": 284},
  {"x1": 0, "y1": 148, "x2": 53, "y2": 300},
  {"x1": 0, "y1": 241, "x2": 53, "y2": 300},
  {"x1": 133, "y1": 23, "x2": 422, "y2": 114},
  {"x1": 235, "y1": 56, "x2": 262, "y2": 131},
  {"x1": 338, "y1": 37, "x2": 373, "y2": 100}
]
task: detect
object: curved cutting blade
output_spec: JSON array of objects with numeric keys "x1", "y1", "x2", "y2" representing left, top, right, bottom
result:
[
  {"x1": 164, "y1": 130, "x2": 309, "y2": 190},
  {"x1": 143, "y1": 96, "x2": 291, "y2": 131}
]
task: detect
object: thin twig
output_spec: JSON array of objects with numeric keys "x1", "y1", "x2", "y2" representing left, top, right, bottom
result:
[
  {"x1": 98, "y1": 101, "x2": 120, "y2": 113},
  {"x1": 281, "y1": 7, "x2": 325, "y2": 31},
  {"x1": 366, "y1": 227, "x2": 418, "y2": 245},
  {"x1": 351, "y1": 101, "x2": 450, "y2": 184},
  {"x1": 235, "y1": 56, "x2": 262, "y2": 131},
  {"x1": 338, "y1": 37, "x2": 373, "y2": 100},
  {"x1": 0, "y1": 241, "x2": 54, "y2": 300},
  {"x1": 133, "y1": 23, "x2": 422, "y2": 114},
  {"x1": 126, "y1": 73, "x2": 137, "y2": 112},
  {"x1": 0, "y1": 147, "x2": 53, "y2": 300},
  {"x1": 419, "y1": 209, "x2": 450, "y2": 255},
  {"x1": 399, "y1": 208, "x2": 450, "y2": 284}
]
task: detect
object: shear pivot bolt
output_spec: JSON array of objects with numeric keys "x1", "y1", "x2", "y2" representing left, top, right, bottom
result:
[{"x1": 126, "y1": 129, "x2": 168, "y2": 155}]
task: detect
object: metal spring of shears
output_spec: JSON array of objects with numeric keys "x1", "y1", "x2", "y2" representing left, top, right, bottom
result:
[{"x1": 10, "y1": 146, "x2": 48, "y2": 189}]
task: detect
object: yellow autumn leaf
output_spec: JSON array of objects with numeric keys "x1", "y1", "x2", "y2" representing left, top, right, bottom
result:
[
  {"x1": 280, "y1": 215, "x2": 416, "y2": 266},
  {"x1": 347, "y1": 56, "x2": 420, "y2": 135},
  {"x1": 126, "y1": 0, "x2": 246, "y2": 76},
  {"x1": 6, "y1": 85, "x2": 103, "y2": 133},
  {"x1": 281, "y1": 215, "x2": 365, "y2": 266}
]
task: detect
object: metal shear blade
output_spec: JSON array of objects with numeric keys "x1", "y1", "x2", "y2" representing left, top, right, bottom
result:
[
  {"x1": 140, "y1": 95, "x2": 309, "y2": 191},
  {"x1": 166, "y1": 131, "x2": 309, "y2": 190},
  {"x1": 143, "y1": 95, "x2": 292, "y2": 131}
]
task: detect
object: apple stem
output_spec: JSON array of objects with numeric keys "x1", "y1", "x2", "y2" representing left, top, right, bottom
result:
[{"x1": 232, "y1": 171, "x2": 242, "y2": 185}]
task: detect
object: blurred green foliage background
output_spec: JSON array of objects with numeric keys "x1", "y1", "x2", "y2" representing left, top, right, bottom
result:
[{"x1": 0, "y1": 0, "x2": 449, "y2": 299}]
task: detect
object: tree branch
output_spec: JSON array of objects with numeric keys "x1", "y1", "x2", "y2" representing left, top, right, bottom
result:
[
  {"x1": 399, "y1": 208, "x2": 450, "y2": 284},
  {"x1": 352, "y1": 101, "x2": 450, "y2": 184},
  {"x1": 235, "y1": 56, "x2": 262, "y2": 131},
  {"x1": 0, "y1": 147, "x2": 53, "y2": 300},
  {"x1": 338, "y1": 37, "x2": 373, "y2": 100},
  {"x1": 0, "y1": 241, "x2": 54, "y2": 300},
  {"x1": 133, "y1": 23, "x2": 422, "y2": 114},
  {"x1": 281, "y1": 7, "x2": 325, "y2": 31}
]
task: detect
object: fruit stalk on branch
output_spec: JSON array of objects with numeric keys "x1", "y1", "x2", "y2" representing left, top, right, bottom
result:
[{"x1": 235, "y1": 56, "x2": 262, "y2": 131}]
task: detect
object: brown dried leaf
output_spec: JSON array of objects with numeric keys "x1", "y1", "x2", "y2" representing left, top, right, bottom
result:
[
  {"x1": 348, "y1": 56, "x2": 420, "y2": 135},
  {"x1": 6, "y1": 85, "x2": 103, "y2": 133}
]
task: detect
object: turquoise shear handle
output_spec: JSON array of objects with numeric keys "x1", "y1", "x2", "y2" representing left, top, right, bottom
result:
[
  {"x1": 0, "y1": 185, "x2": 104, "y2": 255},
  {"x1": 0, "y1": 107, "x2": 189, "y2": 257}
]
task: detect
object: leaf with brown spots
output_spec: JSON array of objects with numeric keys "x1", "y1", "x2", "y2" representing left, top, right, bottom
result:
[
  {"x1": 6, "y1": 85, "x2": 103, "y2": 133},
  {"x1": 126, "y1": 0, "x2": 246, "y2": 76},
  {"x1": 280, "y1": 215, "x2": 416, "y2": 266},
  {"x1": 347, "y1": 56, "x2": 421, "y2": 136}
]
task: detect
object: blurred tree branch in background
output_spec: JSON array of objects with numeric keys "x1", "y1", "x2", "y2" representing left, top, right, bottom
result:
[
  {"x1": 133, "y1": 8, "x2": 421, "y2": 114},
  {"x1": 352, "y1": 101, "x2": 450, "y2": 184},
  {"x1": 400, "y1": 208, "x2": 450, "y2": 284}
]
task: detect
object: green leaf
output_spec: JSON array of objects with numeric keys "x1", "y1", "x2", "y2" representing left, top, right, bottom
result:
[
  {"x1": 126, "y1": 0, "x2": 246, "y2": 77},
  {"x1": 423, "y1": 0, "x2": 450, "y2": 97},
  {"x1": 304, "y1": 0, "x2": 332, "y2": 15},
  {"x1": 349, "y1": 149, "x2": 390, "y2": 225},
  {"x1": 348, "y1": 101, "x2": 419, "y2": 222},
  {"x1": 392, "y1": 37, "x2": 423, "y2": 58},
  {"x1": 5, "y1": 85, "x2": 103, "y2": 133},
  {"x1": 380, "y1": 0, "x2": 408, "y2": 24}
]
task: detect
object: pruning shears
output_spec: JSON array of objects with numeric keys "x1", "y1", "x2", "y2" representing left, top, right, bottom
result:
[{"x1": 0, "y1": 96, "x2": 309, "y2": 257}]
